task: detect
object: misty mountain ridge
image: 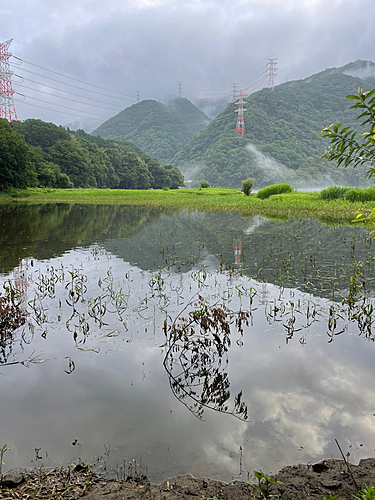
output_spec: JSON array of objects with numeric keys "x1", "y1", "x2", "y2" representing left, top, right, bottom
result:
[
  {"x1": 326, "y1": 59, "x2": 375, "y2": 86},
  {"x1": 173, "y1": 60, "x2": 375, "y2": 189},
  {"x1": 92, "y1": 98, "x2": 210, "y2": 164}
]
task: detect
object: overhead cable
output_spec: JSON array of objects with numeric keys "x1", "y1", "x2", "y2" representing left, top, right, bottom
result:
[
  {"x1": 15, "y1": 83, "x2": 123, "y2": 112},
  {"x1": 14, "y1": 100, "x2": 105, "y2": 121},
  {"x1": 15, "y1": 92, "x2": 109, "y2": 118},
  {"x1": 10, "y1": 64, "x2": 136, "y2": 103},
  {"x1": 14, "y1": 75, "x2": 123, "y2": 109},
  {"x1": 17, "y1": 58, "x2": 137, "y2": 99}
]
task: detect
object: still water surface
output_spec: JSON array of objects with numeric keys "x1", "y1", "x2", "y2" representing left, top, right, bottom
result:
[{"x1": 1, "y1": 204, "x2": 375, "y2": 481}]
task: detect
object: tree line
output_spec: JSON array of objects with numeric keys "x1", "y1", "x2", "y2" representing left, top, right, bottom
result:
[{"x1": 0, "y1": 118, "x2": 184, "y2": 191}]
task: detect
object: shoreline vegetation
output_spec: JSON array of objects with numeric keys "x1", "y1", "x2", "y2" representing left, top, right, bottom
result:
[
  {"x1": 0, "y1": 187, "x2": 373, "y2": 223},
  {"x1": 1, "y1": 458, "x2": 375, "y2": 500}
]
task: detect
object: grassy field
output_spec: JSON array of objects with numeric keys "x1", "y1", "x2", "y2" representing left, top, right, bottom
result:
[{"x1": 1, "y1": 187, "x2": 373, "y2": 223}]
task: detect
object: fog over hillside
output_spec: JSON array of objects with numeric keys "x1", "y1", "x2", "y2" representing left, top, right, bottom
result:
[{"x1": 2, "y1": 0, "x2": 375, "y2": 126}]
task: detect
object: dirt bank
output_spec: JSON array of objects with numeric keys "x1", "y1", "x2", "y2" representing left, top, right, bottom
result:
[{"x1": 1, "y1": 458, "x2": 375, "y2": 500}]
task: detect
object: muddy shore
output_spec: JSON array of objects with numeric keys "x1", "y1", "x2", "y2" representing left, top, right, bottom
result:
[{"x1": 1, "y1": 458, "x2": 375, "y2": 499}]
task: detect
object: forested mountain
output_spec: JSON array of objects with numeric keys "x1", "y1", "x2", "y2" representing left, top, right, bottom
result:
[
  {"x1": 92, "y1": 98, "x2": 210, "y2": 164},
  {"x1": 0, "y1": 118, "x2": 184, "y2": 191},
  {"x1": 192, "y1": 97, "x2": 230, "y2": 119},
  {"x1": 173, "y1": 62, "x2": 375, "y2": 189}
]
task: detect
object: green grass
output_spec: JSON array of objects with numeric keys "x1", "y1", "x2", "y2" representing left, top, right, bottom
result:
[
  {"x1": 256, "y1": 183, "x2": 293, "y2": 199},
  {"x1": 0, "y1": 187, "x2": 373, "y2": 223}
]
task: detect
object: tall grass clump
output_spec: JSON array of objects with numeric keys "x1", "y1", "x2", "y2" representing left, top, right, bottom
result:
[
  {"x1": 257, "y1": 183, "x2": 293, "y2": 200},
  {"x1": 320, "y1": 186, "x2": 350, "y2": 201},
  {"x1": 345, "y1": 186, "x2": 375, "y2": 202}
]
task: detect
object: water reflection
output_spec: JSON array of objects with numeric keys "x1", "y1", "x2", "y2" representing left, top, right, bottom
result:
[{"x1": 1, "y1": 205, "x2": 375, "y2": 481}]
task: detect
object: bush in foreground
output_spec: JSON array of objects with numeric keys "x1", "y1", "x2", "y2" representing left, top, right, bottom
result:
[
  {"x1": 320, "y1": 185, "x2": 375, "y2": 202},
  {"x1": 345, "y1": 186, "x2": 375, "y2": 202},
  {"x1": 199, "y1": 180, "x2": 210, "y2": 188},
  {"x1": 257, "y1": 183, "x2": 293, "y2": 200},
  {"x1": 241, "y1": 178, "x2": 254, "y2": 196},
  {"x1": 320, "y1": 186, "x2": 350, "y2": 201}
]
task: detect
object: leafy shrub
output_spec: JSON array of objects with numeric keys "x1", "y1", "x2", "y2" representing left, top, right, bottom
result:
[
  {"x1": 199, "y1": 180, "x2": 210, "y2": 188},
  {"x1": 345, "y1": 186, "x2": 375, "y2": 203},
  {"x1": 256, "y1": 183, "x2": 293, "y2": 200},
  {"x1": 320, "y1": 186, "x2": 350, "y2": 200},
  {"x1": 162, "y1": 186, "x2": 170, "y2": 191},
  {"x1": 241, "y1": 178, "x2": 254, "y2": 196}
]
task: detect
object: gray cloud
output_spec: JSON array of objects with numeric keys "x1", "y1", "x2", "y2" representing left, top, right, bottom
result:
[{"x1": 1, "y1": 0, "x2": 374, "y2": 125}]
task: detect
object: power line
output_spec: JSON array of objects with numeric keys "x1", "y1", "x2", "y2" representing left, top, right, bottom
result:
[
  {"x1": 15, "y1": 82, "x2": 123, "y2": 112},
  {"x1": 236, "y1": 65, "x2": 267, "y2": 86},
  {"x1": 14, "y1": 91, "x2": 109, "y2": 118},
  {"x1": 14, "y1": 75, "x2": 124, "y2": 109},
  {"x1": 16, "y1": 57, "x2": 137, "y2": 99},
  {"x1": 14, "y1": 99, "x2": 105, "y2": 121},
  {"x1": 10, "y1": 64, "x2": 137, "y2": 103}
]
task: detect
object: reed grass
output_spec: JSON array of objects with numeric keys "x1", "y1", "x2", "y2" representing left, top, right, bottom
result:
[{"x1": 1, "y1": 187, "x2": 372, "y2": 223}]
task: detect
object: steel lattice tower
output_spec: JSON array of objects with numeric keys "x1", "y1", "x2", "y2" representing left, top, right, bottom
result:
[
  {"x1": 267, "y1": 58, "x2": 277, "y2": 91},
  {"x1": 234, "y1": 90, "x2": 247, "y2": 136},
  {"x1": 0, "y1": 39, "x2": 17, "y2": 121}
]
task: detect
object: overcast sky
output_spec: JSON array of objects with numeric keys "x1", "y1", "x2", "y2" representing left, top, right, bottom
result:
[{"x1": 1, "y1": 0, "x2": 374, "y2": 128}]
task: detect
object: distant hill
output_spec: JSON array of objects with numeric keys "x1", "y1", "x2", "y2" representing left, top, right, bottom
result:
[
  {"x1": 92, "y1": 98, "x2": 210, "y2": 164},
  {"x1": 325, "y1": 59, "x2": 375, "y2": 86},
  {"x1": 192, "y1": 97, "x2": 230, "y2": 119},
  {"x1": 8, "y1": 118, "x2": 184, "y2": 191},
  {"x1": 173, "y1": 61, "x2": 375, "y2": 189}
]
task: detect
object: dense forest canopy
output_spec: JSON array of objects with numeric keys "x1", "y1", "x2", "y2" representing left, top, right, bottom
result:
[
  {"x1": 173, "y1": 66, "x2": 375, "y2": 188},
  {"x1": 92, "y1": 98, "x2": 210, "y2": 164},
  {"x1": 0, "y1": 118, "x2": 184, "y2": 191}
]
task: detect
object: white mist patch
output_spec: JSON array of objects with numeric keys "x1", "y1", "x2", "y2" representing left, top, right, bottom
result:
[
  {"x1": 246, "y1": 144, "x2": 291, "y2": 175},
  {"x1": 344, "y1": 61, "x2": 375, "y2": 81},
  {"x1": 243, "y1": 215, "x2": 266, "y2": 236},
  {"x1": 180, "y1": 163, "x2": 205, "y2": 188}
]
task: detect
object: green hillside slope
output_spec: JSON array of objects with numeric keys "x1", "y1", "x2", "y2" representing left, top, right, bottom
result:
[
  {"x1": 7, "y1": 119, "x2": 184, "y2": 190},
  {"x1": 92, "y1": 98, "x2": 210, "y2": 164},
  {"x1": 173, "y1": 66, "x2": 374, "y2": 189}
]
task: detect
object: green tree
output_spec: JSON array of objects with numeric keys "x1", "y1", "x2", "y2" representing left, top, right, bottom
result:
[
  {"x1": 321, "y1": 88, "x2": 375, "y2": 231},
  {"x1": 163, "y1": 164, "x2": 185, "y2": 189},
  {"x1": 47, "y1": 139, "x2": 95, "y2": 188},
  {"x1": 320, "y1": 88, "x2": 375, "y2": 177},
  {"x1": 200, "y1": 180, "x2": 210, "y2": 188},
  {"x1": 0, "y1": 119, "x2": 36, "y2": 190},
  {"x1": 241, "y1": 178, "x2": 254, "y2": 196},
  {"x1": 11, "y1": 118, "x2": 71, "y2": 149}
]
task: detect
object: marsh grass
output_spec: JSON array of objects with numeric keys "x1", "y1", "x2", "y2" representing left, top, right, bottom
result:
[{"x1": 0, "y1": 187, "x2": 371, "y2": 223}]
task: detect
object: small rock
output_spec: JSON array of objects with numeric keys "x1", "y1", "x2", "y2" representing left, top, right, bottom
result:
[
  {"x1": 321, "y1": 480, "x2": 342, "y2": 490},
  {"x1": 312, "y1": 461, "x2": 329, "y2": 473},
  {"x1": 1, "y1": 468, "x2": 25, "y2": 487}
]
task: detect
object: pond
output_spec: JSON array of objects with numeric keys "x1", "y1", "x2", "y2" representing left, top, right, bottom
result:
[{"x1": 1, "y1": 204, "x2": 375, "y2": 482}]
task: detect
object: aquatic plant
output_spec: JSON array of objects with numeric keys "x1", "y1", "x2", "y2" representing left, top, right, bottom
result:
[
  {"x1": 163, "y1": 294, "x2": 250, "y2": 420},
  {"x1": 0, "y1": 443, "x2": 10, "y2": 477}
]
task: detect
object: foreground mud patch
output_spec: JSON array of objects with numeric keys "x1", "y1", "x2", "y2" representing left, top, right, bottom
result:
[{"x1": 1, "y1": 458, "x2": 375, "y2": 500}]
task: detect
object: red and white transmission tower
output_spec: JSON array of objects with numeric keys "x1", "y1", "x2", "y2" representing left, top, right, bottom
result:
[
  {"x1": 266, "y1": 58, "x2": 277, "y2": 92},
  {"x1": 0, "y1": 39, "x2": 17, "y2": 121},
  {"x1": 234, "y1": 90, "x2": 247, "y2": 136}
]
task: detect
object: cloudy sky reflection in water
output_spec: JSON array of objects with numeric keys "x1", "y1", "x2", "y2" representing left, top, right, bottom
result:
[{"x1": 1, "y1": 245, "x2": 375, "y2": 481}]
